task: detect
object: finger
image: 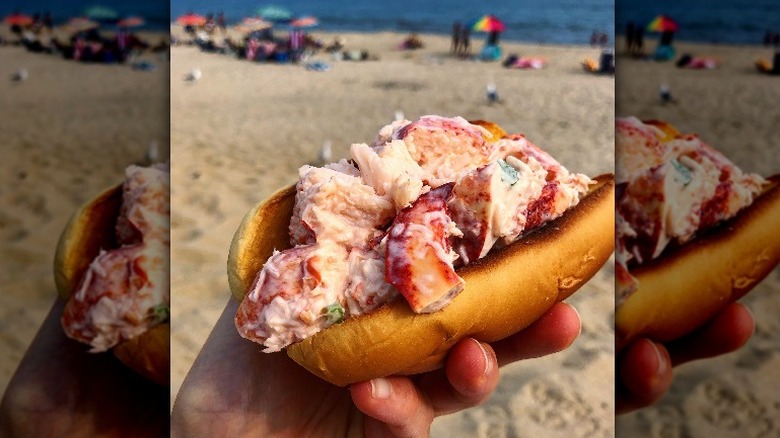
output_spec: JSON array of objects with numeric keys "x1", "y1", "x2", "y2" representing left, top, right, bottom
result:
[
  {"x1": 616, "y1": 339, "x2": 673, "y2": 415},
  {"x1": 491, "y1": 302, "x2": 581, "y2": 367},
  {"x1": 415, "y1": 338, "x2": 500, "y2": 416},
  {"x1": 350, "y1": 377, "x2": 434, "y2": 438},
  {"x1": 667, "y1": 302, "x2": 754, "y2": 367}
]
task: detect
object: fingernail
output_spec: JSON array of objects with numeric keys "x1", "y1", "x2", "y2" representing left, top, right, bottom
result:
[
  {"x1": 742, "y1": 304, "x2": 756, "y2": 337},
  {"x1": 370, "y1": 378, "x2": 392, "y2": 399},
  {"x1": 565, "y1": 302, "x2": 582, "y2": 337},
  {"x1": 471, "y1": 338, "x2": 492, "y2": 376},
  {"x1": 647, "y1": 340, "x2": 667, "y2": 376}
]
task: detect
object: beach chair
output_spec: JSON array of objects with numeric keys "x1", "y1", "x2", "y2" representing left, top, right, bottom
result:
[
  {"x1": 755, "y1": 52, "x2": 779, "y2": 75},
  {"x1": 755, "y1": 59, "x2": 775, "y2": 74},
  {"x1": 582, "y1": 58, "x2": 599, "y2": 72}
]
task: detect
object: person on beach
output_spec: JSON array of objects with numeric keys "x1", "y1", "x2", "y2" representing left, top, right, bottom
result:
[
  {"x1": 451, "y1": 21, "x2": 462, "y2": 55},
  {"x1": 460, "y1": 26, "x2": 471, "y2": 57},
  {"x1": 599, "y1": 32, "x2": 608, "y2": 48},
  {"x1": 633, "y1": 26, "x2": 644, "y2": 57},
  {"x1": 617, "y1": 302, "x2": 755, "y2": 414},
  {"x1": 217, "y1": 12, "x2": 227, "y2": 33},
  {"x1": 171, "y1": 299, "x2": 582, "y2": 436},
  {"x1": 625, "y1": 22, "x2": 636, "y2": 54}
]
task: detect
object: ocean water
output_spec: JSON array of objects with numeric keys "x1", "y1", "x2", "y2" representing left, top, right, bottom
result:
[
  {"x1": 2, "y1": 0, "x2": 614, "y2": 45},
  {"x1": 169, "y1": 0, "x2": 615, "y2": 45},
  {"x1": 617, "y1": 0, "x2": 780, "y2": 45},
  {"x1": 4, "y1": 1, "x2": 774, "y2": 45}
]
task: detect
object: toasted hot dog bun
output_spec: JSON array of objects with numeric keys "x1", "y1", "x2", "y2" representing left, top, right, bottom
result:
[
  {"x1": 53, "y1": 183, "x2": 170, "y2": 386},
  {"x1": 616, "y1": 175, "x2": 780, "y2": 350},
  {"x1": 228, "y1": 174, "x2": 615, "y2": 386}
]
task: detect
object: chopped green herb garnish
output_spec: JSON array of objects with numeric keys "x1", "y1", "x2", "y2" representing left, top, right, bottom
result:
[
  {"x1": 498, "y1": 159, "x2": 519, "y2": 185},
  {"x1": 671, "y1": 159, "x2": 693, "y2": 186},
  {"x1": 150, "y1": 304, "x2": 170, "y2": 324},
  {"x1": 323, "y1": 303, "x2": 345, "y2": 324}
]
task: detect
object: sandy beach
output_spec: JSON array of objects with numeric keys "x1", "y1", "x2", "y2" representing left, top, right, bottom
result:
[
  {"x1": 615, "y1": 37, "x2": 780, "y2": 437},
  {"x1": 170, "y1": 29, "x2": 615, "y2": 437},
  {"x1": 0, "y1": 26, "x2": 169, "y2": 394}
]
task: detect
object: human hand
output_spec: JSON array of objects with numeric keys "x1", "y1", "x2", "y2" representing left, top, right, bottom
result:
[
  {"x1": 171, "y1": 299, "x2": 581, "y2": 437},
  {"x1": 616, "y1": 302, "x2": 755, "y2": 414},
  {"x1": 0, "y1": 298, "x2": 169, "y2": 438}
]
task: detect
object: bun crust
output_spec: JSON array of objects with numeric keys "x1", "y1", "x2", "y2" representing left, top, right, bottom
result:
[
  {"x1": 616, "y1": 175, "x2": 780, "y2": 350},
  {"x1": 54, "y1": 183, "x2": 170, "y2": 385},
  {"x1": 228, "y1": 175, "x2": 615, "y2": 386},
  {"x1": 54, "y1": 184, "x2": 123, "y2": 301}
]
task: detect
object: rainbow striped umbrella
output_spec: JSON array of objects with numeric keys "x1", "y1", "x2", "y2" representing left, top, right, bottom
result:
[
  {"x1": 471, "y1": 14, "x2": 505, "y2": 33},
  {"x1": 646, "y1": 15, "x2": 678, "y2": 33}
]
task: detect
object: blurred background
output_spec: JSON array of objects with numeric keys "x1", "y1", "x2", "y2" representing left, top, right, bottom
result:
[
  {"x1": 0, "y1": 0, "x2": 169, "y2": 397},
  {"x1": 616, "y1": 0, "x2": 780, "y2": 436}
]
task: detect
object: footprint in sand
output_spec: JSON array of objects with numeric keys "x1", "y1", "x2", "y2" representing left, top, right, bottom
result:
[
  {"x1": 629, "y1": 405, "x2": 685, "y2": 438},
  {"x1": 463, "y1": 405, "x2": 512, "y2": 438},
  {"x1": 687, "y1": 379, "x2": 775, "y2": 437},
  {"x1": 0, "y1": 212, "x2": 29, "y2": 242},
  {"x1": 184, "y1": 192, "x2": 225, "y2": 222},
  {"x1": 512, "y1": 379, "x2": 599, "y2": 435}
]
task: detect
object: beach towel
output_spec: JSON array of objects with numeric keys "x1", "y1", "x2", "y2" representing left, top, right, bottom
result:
[
  {"x1": 507, "y1": 56, "x2": 547, "y2": 69},
  {"x1": 677, "y1": 54, "x2": 719, "y2": 69},
  {"x1": 305, "y1": 61, "x2": 330, "y2": 72},
  {"x1": 131, "y1": 61, "x2": 157, "y2": 71}
]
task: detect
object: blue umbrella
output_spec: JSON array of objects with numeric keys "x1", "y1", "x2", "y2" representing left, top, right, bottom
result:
[
  {"x1": 254, "y1": 5, "x2": 293, "y2": 23},
  {"x1": 83, "y1": 5, "x2": 119, "y2": 22}
]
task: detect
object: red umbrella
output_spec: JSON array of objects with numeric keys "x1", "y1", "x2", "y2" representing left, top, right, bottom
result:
[
  {"x1": 471, "y1": 15, "x2": 505, "y2": 33},
  {"x1": 176, "y1": 13, "x2": 206, "y2": 27},
  {"x1": 647, "y1": 15, "x2": 679, "y2": 33},
  {"x1": 4, "y1": 13, "x2": 34, "y2": 26},
  {"x1": 117, "y1": 16, "x2": 145, "y2": 28}
]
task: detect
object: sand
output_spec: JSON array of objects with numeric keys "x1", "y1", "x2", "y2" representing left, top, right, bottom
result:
[
  {"x1": 169, "y1": 29, "x2": 615, "y2": 437},
  {"x1": 615, "y1": 37, "x2": 780, "y2": 437},
  {"x1": 0, "y1": 26, "x2": 169, "y2": 394}
]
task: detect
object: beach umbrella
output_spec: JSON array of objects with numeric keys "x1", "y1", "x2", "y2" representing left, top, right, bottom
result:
[
  {"x1": 255, "y1": 5, "x2": 293, "y2": 23},
  {"x1": 235, "y1": 17, "x2": 272, "y2": 32},
  {"x1": 290, "y1": 16, "x2": 318, "y2": 28},
  {"x1": 65, "y1": 17, "x2": 100, "y2": 32},
  {"x1": 117, "y1": 16, "x2": 145, "y2": 28},
  {"x1": 646, "y1": 14, "x2": 678, "y2": 33},
  {"x1": 4, "y1": 13, "x2": 34, "y2": 26},
  {"x1": 471, "y1": 15, "x2": 505, "y2": 33},
  {"x1": 176, "y1": 13, "x2": 207, "y2": 27},
  {"x1": 83, "y1": 5, "x2": 119, "y2": 22}
]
